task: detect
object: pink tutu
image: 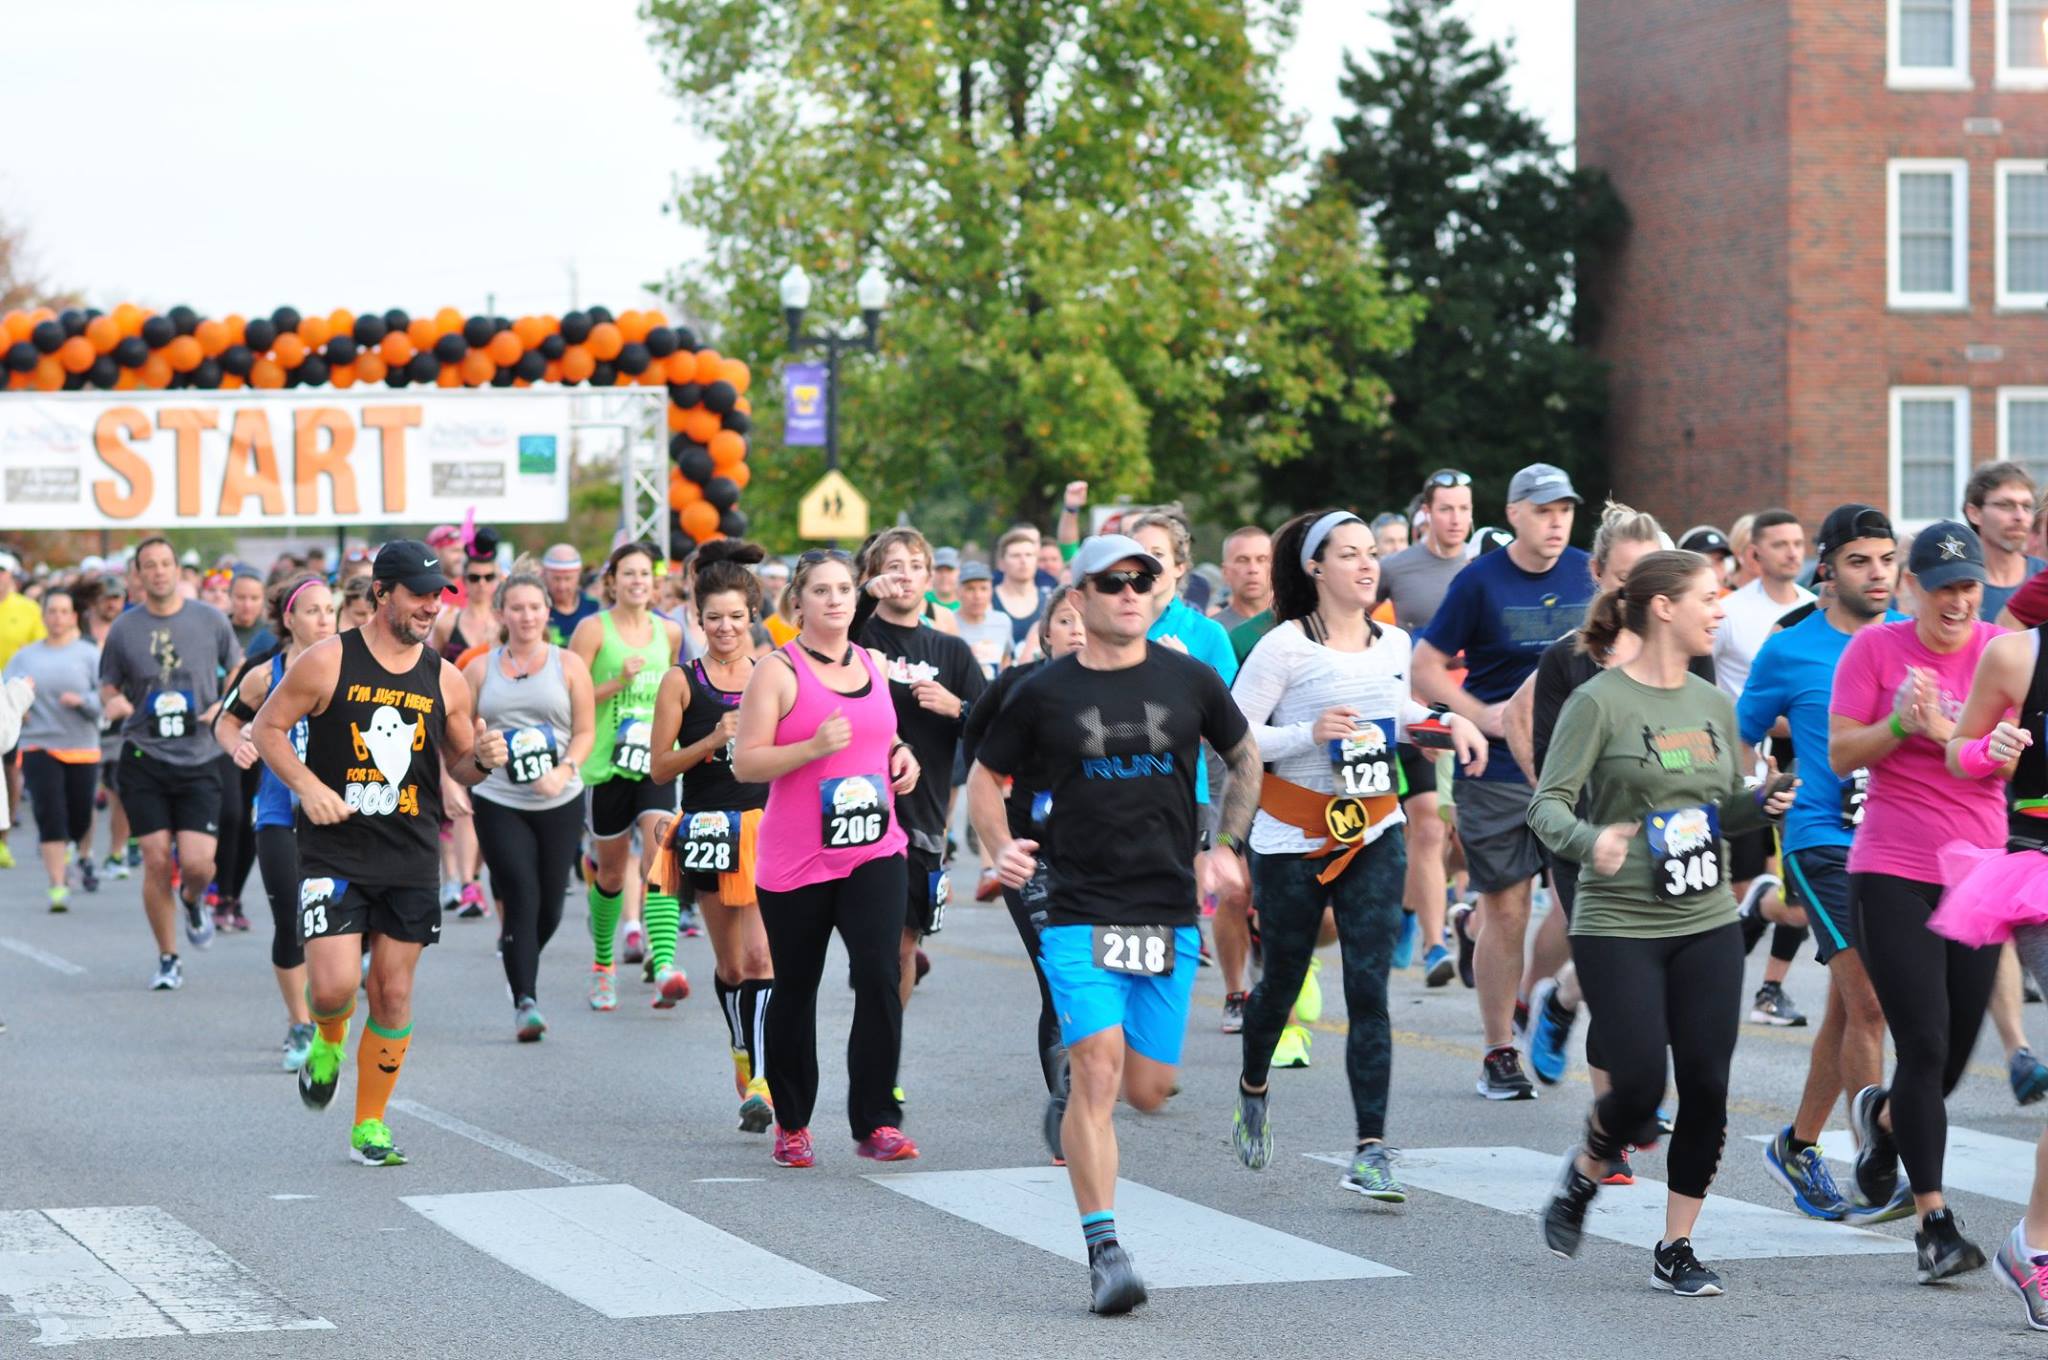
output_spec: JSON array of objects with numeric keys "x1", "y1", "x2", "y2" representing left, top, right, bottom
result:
[{"x1": 1931, "y1": 839, "x2": 2048, "y2": 947}]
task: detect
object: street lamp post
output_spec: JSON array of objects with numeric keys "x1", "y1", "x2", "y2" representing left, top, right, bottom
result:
[{"x1": 778, "y1": 264, "x2": 890, "y2": 476}]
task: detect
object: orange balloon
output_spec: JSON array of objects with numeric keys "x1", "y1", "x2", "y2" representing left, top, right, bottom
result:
[
  {"x1": 114, "y1": 367, "x2": 140, "y2": 391},
  {"x1": 58, "y1": 336, "x2": 96, "y2": 374},
  {"x1": 637, "y1": 365, "x2": 665, "y2": 387},
  {"x1": 709, "y1": 430, "x2": 746, "y2": 468},
  {"x1": 459, "y1": 351, "x2": 495, "y2": 385},
  {"x1": 112, "y1": 303, "x2": 145, "y2": 339},
  {"x1": 435, "y1": 363, "x2": 461, "y2": 388},
  {"x1": 273, "y1": 333, "x2": 308, "y2": 368},
  {"x1": 512, "y1": 315, "x2": 546, "y2": 349},
  {"x1": 561, "y1": 346, "x2": 595, "y2": 383},
  {"x1": 194, "y1": 318, "x2": 229, "y2": 356},
  {"x1": 298, "y1": 315, "x2": 331, "y2": 348},
  {"x1": 680, "y1": 500, "x2": 720, "y2": 540},
  {"x1": 140, "y1": 354, "x2": 174, "y2": 388},
  {"x1": 220, "y1": 373, "x2": 245, "y2": 391},
  {"x1": 617, "y1": 309, "x2": 649, "y2": 343},
  {"x1": 688, "y1": 349, "x2": 719, "y2": 384},
  {"x1": 27, "y1": 306, "x2": 54, "y2": 325},
  {"x1": 327, "y1": 308, "x2": 354, "y2": 339},
  {"x1": 734, "y1": 396, "x2": 751, "y2": 415},
  {"x1": 249, "y1": 358, "x2": 284, "y2": 389},
  {"x1": 642, "y1": 307, "x2": 668, "y2": 331},
  {"x1": 434, "y1": 306, "x2": 463, "y2": 337},
  {"x1": 85, "y1": 315, "x2": 120, "y2": 354},
  {"x1": 486, "y1": 330, "x2": 522, "y2": 366},
  {"x1": 381, "y1": 333, "x2": 416, "y2": 367},
  {"x1": 408, "y1": 318, "x2": 437, "y2": 349},
  {"x1": 663, "y1": 351, "x2": 696, "y2": 384},
  {"x1": 31, "y1": 356, "x2": 64, "y2": 391},
  {"x1": 668, "y1": 471, "x2": 701, "y2": 511},
  {"x1": 224, "y1": 313, "x2": 247, "y2": 346},
  {"x1": 164, "y1": 335, "x2": 203, "y2": 373},
  {"x1": 2, "y1": 311, "x2": 30, "y2": 343},
  {"x1": 723, "y1": 460, "x2": 750, "y2": 491},
  {"x1": 586, "y1": 322, "x2": 623, "y2": 361},
  {"x1": 330, "y1": 362, "x2": 357, "y2": 390},
  {"x1": 356, "y1": 352, "x2": 389, "y2": 384},
  {"x1": 719, "y1": 358, "x2": 751, "y2": 395},
  {"x1": 681, "y1": 407, "x2": 722, "y2": 444},
  {"x1": 666, "y1": 403, "x2": 688, "y2": 433},
  {"x1": 540, "y1": 314, "x2": 560, "y2": 335},
  {"x1": 543, "y1": 359, "x2": 563, "y2": 384}
]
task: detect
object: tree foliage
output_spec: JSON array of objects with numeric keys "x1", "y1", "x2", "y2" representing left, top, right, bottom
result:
[{"x1": 641, "y1": 0, "x2": 1417, "y2": 544}]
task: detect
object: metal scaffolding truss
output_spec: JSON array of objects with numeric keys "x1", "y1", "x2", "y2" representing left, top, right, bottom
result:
[{"x1": 571, "y1": 388, "x2": 670, "y2": 551}]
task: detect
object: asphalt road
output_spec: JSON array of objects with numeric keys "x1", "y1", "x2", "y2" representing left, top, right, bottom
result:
[{"x1": 3, "y1": 852, "x2": 2045, "y2": 1359}]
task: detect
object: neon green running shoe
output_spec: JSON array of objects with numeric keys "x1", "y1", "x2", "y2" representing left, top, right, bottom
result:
[
  {"x1": 350, "y1": 1118, "x2": 407, "y2": 1167},
  {"x1": 47, "y1": 884, "x2": 69, "y2": 912},
  {"x1": 298, "y1": 1031, "x2": 346, "y2": 1111},
  {"x1": 1273, "y1": 1024, "x2": 1312, "y2": 1070},
  {"x1": 0, "y1": 839, "x2": 15, "y2": 869},
  {"x1": 1295, "y1": 957, "x2": 1324, "y2": 1025}
]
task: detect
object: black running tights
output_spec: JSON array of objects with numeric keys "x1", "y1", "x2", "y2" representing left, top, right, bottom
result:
[
  {"x1": 475, "y1": 795, "x2": 583, "y2": 1005},
  {"x1": 1003, "y1": 886, "x2": 1064, "y2": 1095},
  {"x1": 1851, "y1": 872, "x2": 1999, "y2": 1196},
  {"x1": 254, "y1": 824, "x2": 303, "y2": 970},
  {"x1": 1572, "y1": 924, "x2": 1742, "y2": 1199},
  {"x1": 21, "y1": 750, "x2": 94, "y2": 846}
]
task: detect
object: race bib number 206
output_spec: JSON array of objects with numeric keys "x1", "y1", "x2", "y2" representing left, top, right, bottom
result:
[{"x1": 820, "y1": 774, "x2": 889, "y2": 848}]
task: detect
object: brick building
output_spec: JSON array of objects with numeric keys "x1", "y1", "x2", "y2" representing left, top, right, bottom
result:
[{"x1": 1579, "y1": 0, "x2": 2048, "y2": 533}]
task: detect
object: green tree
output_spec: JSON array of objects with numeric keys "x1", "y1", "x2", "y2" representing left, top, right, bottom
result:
[
  {"x1": 641, "y1": 0, "x2": 1417, "y2": 546},
  {"x1": 1267, "y1": 0, "x2": 1623, "y2": 518}
]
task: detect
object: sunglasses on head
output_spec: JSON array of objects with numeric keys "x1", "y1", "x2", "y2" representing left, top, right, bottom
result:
[
  {"x1": 1086, "y1": 569, "x2": 1159, "y2": 596},
  {"x1": 797, "y1": 549, "x2": 852, "y2": 566},
  {"x1": 1425, "y1": 469, "x2": 1472, "y2": 490}
]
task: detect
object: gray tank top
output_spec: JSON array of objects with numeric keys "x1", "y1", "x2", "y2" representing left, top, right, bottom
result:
[{"x1": 476, "y1": 645, "x2": 582, "y2": 811}]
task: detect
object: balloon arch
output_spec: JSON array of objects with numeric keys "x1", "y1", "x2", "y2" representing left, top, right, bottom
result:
[{"x1": 0, "y1": 302, "x2": 752, "y2": 552}]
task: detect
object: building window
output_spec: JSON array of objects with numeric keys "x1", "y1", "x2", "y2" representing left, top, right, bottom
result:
[
  {"x1": 1998, "y1": 0, "x2": 2048, "y2": 87},
  {"x1": 1891, "y1": 388, "x2": 1971, "y2": 525},
  {"x1": 1888, "y1": 160, "x2": 1969, "y2": 309},
  {"x1": 1892, "y1": 0, "x2": 1971, "y2": 88},
  {"x1": 1999, "y1": 390, "x2": 2048, "y2": 491},
  {"x1": 1998, "y1": 162, "x2": 2048, "y2": 308}
]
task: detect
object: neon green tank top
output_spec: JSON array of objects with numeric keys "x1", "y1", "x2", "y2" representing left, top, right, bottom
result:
[{"x1": 582, "y1": 609, "x2": 672, "y2": 784}]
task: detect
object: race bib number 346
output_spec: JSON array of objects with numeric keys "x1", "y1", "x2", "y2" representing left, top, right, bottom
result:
[
  {"x1": 1646, "y1": 805, "x2": 1721, "y2": 901},
  {"x1": 820, "y1": 774, "x2": 889, "y2": 848}
]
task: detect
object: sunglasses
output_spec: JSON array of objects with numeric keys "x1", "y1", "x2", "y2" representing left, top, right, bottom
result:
[
  {"x1": 1087, "y1": 569, "x2": 1159, "y2": 596},
  {"x1": 1425, "y1": 469, "x2": 1472, "y2": 489},
  {"x1": 465, "y1": 571, "x2": 498, "y2": 584},
  {"x1": 797, "y1": 549, "x2": 853, "y2": 566}
]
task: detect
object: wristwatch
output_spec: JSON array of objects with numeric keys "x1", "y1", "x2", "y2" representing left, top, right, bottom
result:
[{"x1": 1215, "y1": 830, "x2": 1246, "y2": 857}]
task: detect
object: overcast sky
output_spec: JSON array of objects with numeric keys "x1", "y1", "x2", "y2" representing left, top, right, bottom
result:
[{"x1": 0, "y1": 1, "x2": 1570, "y2": 321}]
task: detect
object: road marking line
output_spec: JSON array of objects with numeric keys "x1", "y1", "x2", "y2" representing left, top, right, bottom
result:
[
  {"x1": 267, "y1": 1195, "x2": 316, "y2": 1202},
  {"x1": 0, "y1": 1209, "x2": 178, "y2": 1346},
  {"x1": 691, "y1": 1177, "x2": 763, "y2": 1184},
  {"x1": 1750, "y1": 1127, "x2": 2037, "y2": 1206},
  {"x1": 867, "y1": 1166, "x2": 1404, "y2": 1286},
  {"x1": 1331, "y1": 1147, "x2": 1909, "y2": 1259},
  {"x1": 402, "y1": 1184, "x2": 879, "y2": 1317},
  {"x1": 0, "y1": 937, "x2": 85, "y2": 976},
  {"x1": 387, "y1": 1099, "x2": 602, "y2": 1185}
]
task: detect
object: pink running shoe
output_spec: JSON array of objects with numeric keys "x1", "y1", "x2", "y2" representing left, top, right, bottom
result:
[
  {"x1": 773, "y1": 1126, "x2": 815, "y2": 1168},
  {"x1": 856, "y1": 1126, "x2": 920, "y2": 1162},
  {"x1": 651, "y1": 966, "x2": 690, "y2": 1008}
]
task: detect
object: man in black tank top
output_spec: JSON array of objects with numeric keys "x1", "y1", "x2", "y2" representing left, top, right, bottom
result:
[{"x1": 251, "y1": 539, "x2": 508, "y2": 1168}]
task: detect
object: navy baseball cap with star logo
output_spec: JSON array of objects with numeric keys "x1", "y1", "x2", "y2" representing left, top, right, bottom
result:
[
  {"x1": 1906, "y1": 519, "x2": 1988, "y2": 591},
  {"x1": 371, "y1": 539, "x2": 457, "y2": 596}
]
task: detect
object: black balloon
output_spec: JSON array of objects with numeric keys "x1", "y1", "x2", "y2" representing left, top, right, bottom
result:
[
  {"x1": 668, "y1": 433, "x2": 696, "y2": 461},
  {"x1": 59, "y1": 309, "x2": 86, "y2": 337},
  {"x1": 353, "y1": 314, "x2": 388, "y2": 346},
  {"x1": 113, "y1": 336, "x2": 149, "y2": 368},
  {"x1": 462, "y1": 315, "x2": 493, "y2": 348},
  {"x1": 325, "y1": 336, "x2": 358, "y2": 367},
  {"x1": 702, "y1": 379, "x2": 737, "y2": 414},
  {"x1": 385, "y1": 364, "x2": 411, "y2": 389},
  {"x1": 587, "y1": 305, "x2": 614, "y2": 325},
  {"x1": 297, "y1": 355, "x2": 330, "y2": 387},
  {"x1": 721, "y1": 409, "x2": 752, "y2": 435},
  {"x1": 559, "y1": 311, "x2": 591, "y2": 345},
  {"x1": 192, "y1": 358, "x2": 222, "y2": 390},
  {"x1": 718, "y1": 507, "x2": 749, "y2": 538},
  {"x1": 514, "y1": 351, "x2": 547, "y2": 382},
  {"x1": 31, "y1": 321, "x2": 64, "y2": 354},
  {"x1": 4, "y1": 342, "x2": 37, "y2": 373},
  {"x1": 489, "y1": 365, "x2": 517, "y2": 388},
  {"x1": 645, "y1": 327, "x2": 676, "y2": 358},
  {"x1": 243, "y1": 318, "x2": 277, "y2": 352},
  {"x1": 667, "y1": 381, "x2": 702, "y2": 408},
  {"x1": 616, "y1": 342, "x2": 650, "y2": 376},
  {"x1": 219, "y1": 344, "x2": 254, "y2": 378},
  {"x1": 383, "y1": 308, "x2": 410, "y2": 332},
  {"x1": 88, "y1": 355, "x2": 119, "y2": 388},
  {"x1": 669, "y1": 530, "x2": 693, "y2": 561},
  {"x1": 539, "y1": 334, "x2": 566, "y2": 360},
  {"x1": 589, "y1": 361, "x2": 616, "y2": 387},
  {"x1": 168, "y1": 305, "x2": 198, "y2": 336},
  {"x1": 433, "y1": 333, "x2": 467, "y2": 364},
  {"x1": 677, "y1": 445, "x2": 714, "y2": 485},
  {"x1": 406, "y1": 352, "x2": 438, "y2": 384},
  {"x1": 271, "y1": 307, "x2": 301, "y2": 334},
  {"x1": 140, "y1": 315, "x2": 174, "y2": 349},
  {"x1": 671, "y1": 325, "x2": 698, "y2": 352},
  {"x1": 492, "y1": 315, "x2": 512, "y2": 333},
  {"x1": 704, "y1": 476, "x2": 740, "y2": 512},
  {"x1": 61, "y1": 371, "x2": 87, "y2": 391}
]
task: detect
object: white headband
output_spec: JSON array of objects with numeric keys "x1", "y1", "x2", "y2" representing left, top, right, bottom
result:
[{"x1": 1300, "y1": 512, "x2": 1363, "y2": 572}]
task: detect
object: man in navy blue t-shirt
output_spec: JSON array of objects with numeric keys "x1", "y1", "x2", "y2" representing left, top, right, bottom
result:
[{"x1": 1415, "y1": 462, "x2": 1595, "y2": 1101}]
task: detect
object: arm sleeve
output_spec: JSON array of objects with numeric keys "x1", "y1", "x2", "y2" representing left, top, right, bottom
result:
[
  {"x1": 1197, "y1": 663, "x2": 1251, "y2": 754},
  {"x1": 1828, "y1": 628, "x2": 1885, "y2": 723},
  {"x1": 1715, "y1": 696, "x2": 1769, "y2": 836},
  {"x1": 1529, "y1": 642, "x2": 1573, "y2": 775},
  {"x1": 1736, "y1": 633, "x2": 1788, "y2": 746},
  {"x1": 76, "y1": 652, "x2": 103, "y2": 720},
  {"x1": 1526, "y1": 687, "x2": 1606, "y2": 865},
  {"x1": 1418, "y1": 565, "x2": 1480, "y2": 659},
  {"x1": 1229, "y1": 631, "x2": 1314, "y2": 763}
]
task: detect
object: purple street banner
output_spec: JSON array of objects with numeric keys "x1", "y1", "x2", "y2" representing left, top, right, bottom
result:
[{"x1": 783, "y1": 362, "x2": 827, "y2": 446}]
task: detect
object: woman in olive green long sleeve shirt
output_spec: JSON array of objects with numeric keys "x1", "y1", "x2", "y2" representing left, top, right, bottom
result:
[{"x1": 1529, "y1": 550, "x2": 1795, "y2": 1298}]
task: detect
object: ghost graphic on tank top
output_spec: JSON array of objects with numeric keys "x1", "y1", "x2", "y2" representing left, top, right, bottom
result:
[{"x1": 348, "y1": 705, "x2": 419, "y2": 817}]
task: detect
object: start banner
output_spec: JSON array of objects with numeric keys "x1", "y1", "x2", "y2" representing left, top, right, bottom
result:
[{"x1": 0, "y1": 391, "x2": 571, "y2": 529}]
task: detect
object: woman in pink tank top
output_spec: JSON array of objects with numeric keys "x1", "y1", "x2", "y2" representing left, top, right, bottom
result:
[{"x1": 735, "y1": 550, "x2": 921, "y2": 1169}]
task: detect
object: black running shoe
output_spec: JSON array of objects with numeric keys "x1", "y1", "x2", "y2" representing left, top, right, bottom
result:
[
  {"x1": 1088, "y1": 1242, "x2": 1147, "y2": 1315},
  {"x1": 1916, "y1": 1209, "x2": 1989, "y2": 1284},
  {"x1": 1653, "y1": 1237, "x2": 1724, "y2": 1296},
  {"x1": 1851, "y1": 1084, "x2": 1900, "y2": 1208},
  {"x1": 1477, "y1": 1045, "x2": 1537, "y2": 1101},
  {"x1": 1543, "y1": 1145, "x2": 1601, "y2": 1258},
  {"x1": 79, "y1": 856, "x2": 99, "y2": 894}
]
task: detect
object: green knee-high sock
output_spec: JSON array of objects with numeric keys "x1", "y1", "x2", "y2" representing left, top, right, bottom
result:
[
  {"x1": 588, "y1": 882, "x2": 623, "y2": 968},
  {"x1": 643, "y1": 891, "x2": 681, "y2": 973}
]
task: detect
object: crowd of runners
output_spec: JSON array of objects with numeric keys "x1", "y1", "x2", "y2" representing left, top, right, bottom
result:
[{"x1": 6, "y1": 462, "x2": 2048, "y2": 1321}]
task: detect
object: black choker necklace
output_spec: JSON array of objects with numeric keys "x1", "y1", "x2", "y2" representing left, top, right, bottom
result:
[{"x1": 799, "y1": 638, "x2": 853, "y2": 667}]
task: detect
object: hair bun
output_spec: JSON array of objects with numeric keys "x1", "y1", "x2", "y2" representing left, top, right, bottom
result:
[{"x1": 694, "y1": 538, "x2": 765, "y2": 569}]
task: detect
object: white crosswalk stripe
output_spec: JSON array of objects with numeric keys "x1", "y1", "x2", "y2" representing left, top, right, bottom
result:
[
  {"x1": 866, "y1": 1165, "x2": 1405, "y2": 1285},
  {"x1": 1748, "y1": 1127, "x2": 2039, "y2": 1206},
  {"x1": 402, "y1": 1184, "x2": 880, "y2": 1317},
  {"x1": 0, "y1": 1207, "x2": 332, "y2": 1346},
  {"x1": 1314, "y1": 1147, "x2": 1912, "y2": 1259}
]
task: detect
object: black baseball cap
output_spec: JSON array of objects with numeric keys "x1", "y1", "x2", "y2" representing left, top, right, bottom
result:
[
  {"x1": 1907, "y1": 519, "x2": 1989, "y2": 591},
  {"x1": 1813, "y1": 504, "x2": 1896, "y2": 564},
  {"x1": 372, "y1": 539, "x2": 457, "y2": 596},
  {"x1": 1678, "y1": 526, "x2": 1731, "y2": 556}
]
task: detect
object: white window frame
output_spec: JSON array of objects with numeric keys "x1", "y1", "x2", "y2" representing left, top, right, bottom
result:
[
  {"x1": 1891, "y1": 0, "x2": 1972, "y2": 89},
  {"x1": 1890, "y1": 387, "x2": 1972, "y2": 529},
  {"x1": 1997, "y1": 161, "x2": 2048, "y2": 308},
  {"x1": 1997, "y1": 0, "x2": 2048, "y2": 88},
  {"x1": 1997, "y1": 388, "x2": 2048, "y2": 481},
  {"x1": 1888, "y1": 159, "x2": 1970, "y2": 310}
]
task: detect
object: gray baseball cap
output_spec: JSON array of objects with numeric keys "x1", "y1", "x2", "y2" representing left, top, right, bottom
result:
[
  {"x1": 1507, "y1": 462, "x2": 1581, "y2": 505},
  {"x1": 958, "y1": 560, "x2": 993, "y2": 583},
  {"x1": 1908, "y1": 519, "x2": 1988, "y2": 591},
  {"x1": 932, "y1": 546, "x2": 961, "y2": 569},
  {"x1": 1068, "y1": 533, "x2": 1164, "y2": 584}
]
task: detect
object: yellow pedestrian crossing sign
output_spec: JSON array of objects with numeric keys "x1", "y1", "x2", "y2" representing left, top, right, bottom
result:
[{"x1": 798, "y1": 470, "x2": 869, "y2": 540}]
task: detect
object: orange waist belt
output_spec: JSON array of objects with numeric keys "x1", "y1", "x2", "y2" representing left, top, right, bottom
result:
[{"x1": 1258, "y1": 773, "x2": 1398, "y2": 885}]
